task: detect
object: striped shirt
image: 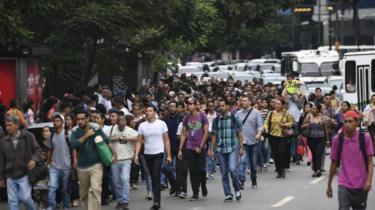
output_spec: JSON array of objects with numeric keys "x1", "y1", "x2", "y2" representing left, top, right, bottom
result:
[{"x1": 212, "y1": 112, "x2": 242, "y2": 154}]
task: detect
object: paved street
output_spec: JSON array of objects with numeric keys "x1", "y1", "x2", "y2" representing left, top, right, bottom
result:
[{"x1": 3, "y1": 158, "x2": 373, "y2": 210}]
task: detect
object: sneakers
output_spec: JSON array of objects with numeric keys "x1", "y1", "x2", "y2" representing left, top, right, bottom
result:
[
  {"x1": 251, "y1": 180, "x2": 257, "y2": 188},
  {"x1": 224, "y1": 195, "x2": 233, "y2": 202},
  {"x1": 131, "y1": 184, "x2": 138, "y2": 190},
  {"x1": 178, "y1": 192, "x2": 187, "y2": 199},
  {"x1": 116, "y1": 203, "x2": 129, "y2": 210},
  {"x1": 147, "y1": 192, "x2": 153, "y2": 200},
  {"x1": 240, "y1": 181, "x2": 244, "y2": 190},
  {"x1": 189, "y1": 194, "x2": 199, "y2": 201},
  {"x1": 235, "y1": 191, "x2": 241, "y2": 201},
  {"x1": 201, "y1": 185, "x2": 208, "y2": 197}
]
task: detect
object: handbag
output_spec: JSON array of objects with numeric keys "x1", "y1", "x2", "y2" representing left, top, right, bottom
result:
[
  {"x1": 94, "y1": 135, "x2": 113, "y2": 166},
  {"x1": 296, "y1": 138, "x2": 305, "y2": 156},
  {"x1": 281, "y1": 111, "x2": 294, "y2": 137}
]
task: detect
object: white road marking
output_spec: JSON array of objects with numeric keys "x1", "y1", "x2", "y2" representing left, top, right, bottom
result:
[
  {"x1": 271, "y1": 196, "x2": 295, "y2": 208},
  {"x1": 309, "y1": 176, "x2": 325, "y2": 185}
]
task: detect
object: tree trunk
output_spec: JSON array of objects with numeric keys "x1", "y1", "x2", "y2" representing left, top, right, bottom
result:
[{"x1": 83, "y1": 38, "x2": 98, "y2": 91}]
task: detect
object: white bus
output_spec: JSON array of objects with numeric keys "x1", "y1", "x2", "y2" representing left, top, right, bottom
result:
[
  {"x1": 342, "y1": 50, "x2": 375, "y2": 111},
  {"x1": 281, "y1": 50, "x2": 340, "y2": 77}
]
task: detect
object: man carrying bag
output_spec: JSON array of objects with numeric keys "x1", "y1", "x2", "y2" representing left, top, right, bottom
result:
[{"x1": 70, "y1": 109, "x2": 114, "y2": 210}]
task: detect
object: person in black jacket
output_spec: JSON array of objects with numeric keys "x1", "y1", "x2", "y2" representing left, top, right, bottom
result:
[{"x1": 0, "y1": 115, "x2": 42, "y2": 210}]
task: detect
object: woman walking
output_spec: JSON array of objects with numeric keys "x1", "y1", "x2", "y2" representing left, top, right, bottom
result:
[
  {"x1": 264, "y1": 99, "x2": 294, "y2": 178},
  {"x1": 302, "y1": 103, "x2": 330, "y2": 177},
  {"x1": 135, "y1": 104, "x2": 172, "y2": 210}
]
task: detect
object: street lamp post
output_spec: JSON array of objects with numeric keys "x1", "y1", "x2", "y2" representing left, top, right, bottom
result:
[{"x1": 327, "y1": 5, "x2": 334, "y2": 50}]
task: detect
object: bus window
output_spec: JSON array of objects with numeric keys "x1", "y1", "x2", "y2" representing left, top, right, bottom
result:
[
  {"x1": 372, "y1": 60, "x2": 375, "y2": 92},
  {"x1": 345, "y1": 61, "x2": 356, "y2": 93}
]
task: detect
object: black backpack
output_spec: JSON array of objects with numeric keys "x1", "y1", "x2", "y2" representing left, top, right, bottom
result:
[{"x1": 337, "y1": 131, "x2": 368, "y2": 171}]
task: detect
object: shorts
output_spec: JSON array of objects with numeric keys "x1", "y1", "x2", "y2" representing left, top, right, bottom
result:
[{"x1": 338, "y1": 185, "x2": 368, "y2": 210}]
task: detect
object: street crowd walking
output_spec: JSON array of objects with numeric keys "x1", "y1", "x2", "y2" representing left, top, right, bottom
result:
[{"x1": 0, "y1": 73, "x2": 374, "y2": 210}]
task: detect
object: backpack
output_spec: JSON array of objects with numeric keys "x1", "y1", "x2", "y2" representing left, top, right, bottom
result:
[{"x1": 337, "y1": 131, "x2": 368, "y2": 171}]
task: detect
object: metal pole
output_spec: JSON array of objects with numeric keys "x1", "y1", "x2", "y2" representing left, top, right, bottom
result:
[
  {"x1": 329, "y1": 10, "x2": 332, "y2": 50},
  {"x1": 317, "y1": 0, "x2": 321, "y2": 46}
]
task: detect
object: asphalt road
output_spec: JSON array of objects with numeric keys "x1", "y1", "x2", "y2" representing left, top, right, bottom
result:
[{"x1": 1, "y1": 158, "x2": 374, "y2": 210}]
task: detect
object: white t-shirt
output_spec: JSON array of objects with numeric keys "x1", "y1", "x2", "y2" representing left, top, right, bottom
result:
[
  {"x1": 138, "y1": 119, "x2": 168, "y2": 155},
  {"x1": 120, "y1": 107, "x2": 131, "y2": 116},
  {"x1": 176, "y1": 122, "x2": 183, "y2": 136},
  {"x1": 207, "y1": 112, "x2": 217, "y2": 132},
  {"x1": 98, "y1": 94, "x2": 112, "y2": 111},
  {"x1": 102, "y1": 125, "x2": 112, "y2": 138},
  {"x1": 110, "y1": 125, "x2": 138, "y2": 161}
]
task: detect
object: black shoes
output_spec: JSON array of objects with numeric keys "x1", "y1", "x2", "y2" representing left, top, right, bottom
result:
[
  {"x1": 202, "y1": 185, "x2": 208, "y2": 197},
  {"x1": 251, "y1": 180, "x2": 257, "y2": 188},
  {"x1": 189, "y1": 194, "x2": 199, "y2": 201},
  {"x1": 150, "y1": 203, "x2": 160, "y2": 210},
  {"x1": 235, "y1": 191, "x2": 241, "y2": 201},
  {"x1": 116, "y1": 203, "x2": 129, "y2": 210}
]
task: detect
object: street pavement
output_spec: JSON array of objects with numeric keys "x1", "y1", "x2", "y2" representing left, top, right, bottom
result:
[{"x1": 1, "y1": 158, "x2": 374, "y2": 210}]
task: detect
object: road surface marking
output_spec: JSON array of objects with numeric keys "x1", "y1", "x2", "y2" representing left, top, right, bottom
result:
[
  {"x1": 271, "y1": 196, "x2": 295, "y2": 207},
  {"x1": 309, "y1": 176, "x2": 325, "y2": 185}
]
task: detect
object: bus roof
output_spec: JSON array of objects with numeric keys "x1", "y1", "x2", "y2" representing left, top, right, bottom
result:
[
  {"x1": 282, "y1": 50, "x2": 339, "y2": 64},
  {"x1": 343, "y1": 50, "x2": 375, "y2": 57}
]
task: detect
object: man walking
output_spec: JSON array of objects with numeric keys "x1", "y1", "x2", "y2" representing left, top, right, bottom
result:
[
  {"x1": 178, "y1": 98, "x2": 209, "y2": 201},
  {"x1": 209, "y1": 99, "x2": 245, "y2": 202},
  {"x1": 110, "y1": 114, "x2": 138, "y2": 210},
  {"x1": 236, "y1": 95, "x2": 263, "y2": 188},
  {"x1": 70, "y1": 110, "x2": 112, "y2": 210},
  {"x1": 163, "y1": 101, "x2": 182, "y2": 195},
  {"x1": 46, "y1": 113, "x2": 73, "y2": 210},
  {"x1": 327, "y1": 111, "x2": 374, "y2": 210},
  {"x1": 0, "y1": 116, "x2": 41, "y2": 210}
]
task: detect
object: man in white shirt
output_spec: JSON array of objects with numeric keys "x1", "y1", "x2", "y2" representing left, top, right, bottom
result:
[
  {"x1": 135, "y1": 105, "x2": 172, "y2": 210},
  {"x1": 110, "y1": 114, "x2": 138, "y2": 210},
  {"x1": 97, "y1": 86, "x2": 113, "y2": 112},
  {"x1": 113, "y1": 97, "x2": 131, "y2": 116}
]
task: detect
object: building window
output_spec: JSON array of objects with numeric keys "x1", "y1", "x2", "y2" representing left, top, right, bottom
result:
[{"x1": 345, "y1": 61, "x2": 356, "y2": 93}]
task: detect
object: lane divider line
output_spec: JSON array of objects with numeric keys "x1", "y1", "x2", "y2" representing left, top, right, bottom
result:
[
  {"x1": 309, "y1": 176, "x2": 325, "y2": 185},
  {"x1": 271, "y1": 196, "x2": 295, "y2": 208}
]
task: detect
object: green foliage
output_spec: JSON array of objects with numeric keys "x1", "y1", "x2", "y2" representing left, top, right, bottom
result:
[{"x1": 0, "y1": 0, "x2": 295, "y2": 89}]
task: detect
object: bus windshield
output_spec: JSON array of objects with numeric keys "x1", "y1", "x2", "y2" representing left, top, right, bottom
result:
[
  {"x1": 320, "y1": 62, "x2": 339, "y2": 76},
  {"x1": 300, "y1": 63, "x2": 320, "y2": 77}
]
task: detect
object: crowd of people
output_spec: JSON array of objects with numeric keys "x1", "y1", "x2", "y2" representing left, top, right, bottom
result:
[{"x1": 0, "y1": 73, "x2": 374, "y2": 210}]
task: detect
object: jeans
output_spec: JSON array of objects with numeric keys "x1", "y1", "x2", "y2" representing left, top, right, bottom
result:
[
  {"x1": 269, "y1": 135, "x2": 290, "y2": 173},
  {"x1": 145, "y1": 153, "x2": 163, "y2": 205},
  {"x1": 238, "y1": 147, "x2": 248, "y2": 182},
  {"x1": 161, "y1": 153, "x2": 177, "y2": 191},
  {"x1": 48, "y1": 166, "x2": 71, "y2": 208},
  {"x1": 206, "y1": 141, "x2": 216, "y2": 175},
  {"x1": 140, "y1": 155, "x2": 152, "y2": 193},
  {"x1": 186, "y1": 149, "x2": 206, "y2": 195},
  {"x1": 258, "y1": 140, "x2": 269, "y2": 166},
  {"x1": 111, "y1": 161, "x2": 131, "y2": 204},
  {"x1": 307, "y1": 138, "x2": 325, "y2": 171},
  {"x1": 245, "y1": 143, "x2": 259, "y2": 182},
  {"x1": 218, "y1": 149, "x2": 241, "y2": 196},
  {"x1": 7, "y1": 175, "x2": 36, "y2": 210}
]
